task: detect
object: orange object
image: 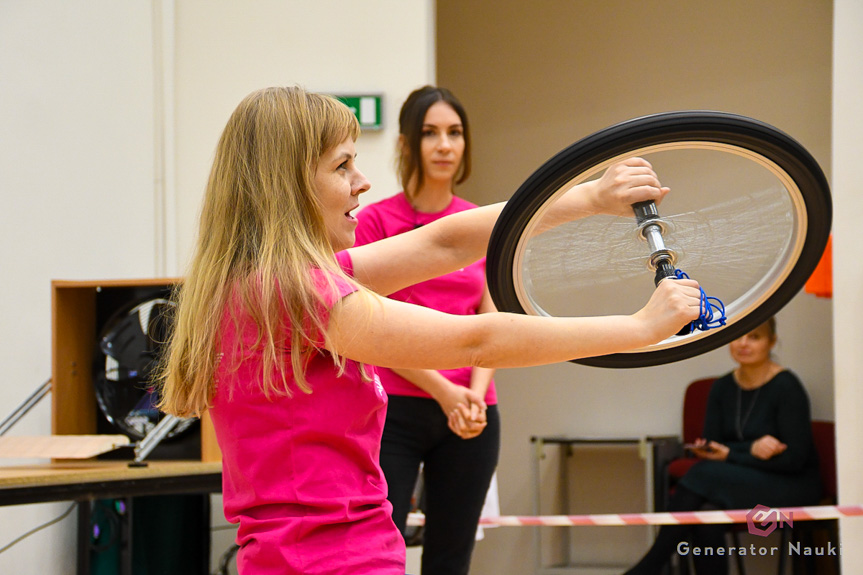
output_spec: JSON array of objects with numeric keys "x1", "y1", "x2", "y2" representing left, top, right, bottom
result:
[{"x1": 805, "y1": 235, "x2": 832, "y2": 298}]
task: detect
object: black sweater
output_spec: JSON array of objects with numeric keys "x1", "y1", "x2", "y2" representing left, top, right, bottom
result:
[{"x1": 679, "y1": 370, "x2": 821, "y2": 509}]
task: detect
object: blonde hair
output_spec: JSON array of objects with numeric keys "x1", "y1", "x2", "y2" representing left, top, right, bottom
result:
[{"x1": 158, "y1": 86, "x2": 361, "y2": 418}]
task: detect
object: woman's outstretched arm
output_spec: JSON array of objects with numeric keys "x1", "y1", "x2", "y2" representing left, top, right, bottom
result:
[
  {"x1": 349, "y1": 157, "x2": 668, "y2": 296},
  {"x1": 327, "y1": 276, "x2": 700, "y2": 371}
]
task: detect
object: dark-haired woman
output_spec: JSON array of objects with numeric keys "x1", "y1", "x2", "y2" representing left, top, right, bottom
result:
[{"x1": 354, "y1": 85, "x2": 497, "y2": 574}]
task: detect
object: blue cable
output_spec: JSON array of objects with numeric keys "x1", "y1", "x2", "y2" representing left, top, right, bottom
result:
[{"x1": 674, "y1": 269, "x2": 727, "y2": 334}]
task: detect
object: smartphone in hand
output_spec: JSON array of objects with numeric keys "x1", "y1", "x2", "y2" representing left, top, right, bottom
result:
[{"x1": 684, "y1": 442, "x2": 715, "y2": 452}]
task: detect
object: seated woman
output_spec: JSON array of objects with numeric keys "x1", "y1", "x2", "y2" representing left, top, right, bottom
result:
[{"x1": 625, "y1": 317, "x2": 821, "y2": 575}]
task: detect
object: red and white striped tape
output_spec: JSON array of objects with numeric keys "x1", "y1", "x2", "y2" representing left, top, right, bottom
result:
[{"x1": 406, "y1": 505, "x2": 863, "y2": 527}]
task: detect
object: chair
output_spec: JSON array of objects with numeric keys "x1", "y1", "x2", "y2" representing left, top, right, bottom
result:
[
  {"x1": 664, "y1": 378, "x2": 716, "y2": 498},
  {"x1": 777, "y1": 420, "x2": 839, "y2": 575}
]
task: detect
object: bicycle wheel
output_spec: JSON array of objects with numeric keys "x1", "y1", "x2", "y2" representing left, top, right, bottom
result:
[{"x1": 486, "y1": 111, "x2": 831, "y2": 368}]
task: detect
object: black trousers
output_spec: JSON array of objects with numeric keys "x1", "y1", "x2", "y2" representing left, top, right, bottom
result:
[{"x1": 381, "y1": 395, "x2": 500, "y2": 575}]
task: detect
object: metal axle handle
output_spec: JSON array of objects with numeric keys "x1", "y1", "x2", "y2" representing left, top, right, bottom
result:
[{"x1": 631, "y1": 201, "x2": 692, "y2": 337}]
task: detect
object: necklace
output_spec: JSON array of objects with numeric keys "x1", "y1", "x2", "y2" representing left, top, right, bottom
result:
[
  {"x1": 736, "y1": 385, "x2": 762, "y2": 441},
  {"x1": 406, "y1": 191, "x2": 453, "y2": 230},
  {"x1": 405, "y1": 193, "x2": 423, "y2": 229},
  {"x1": 410, "y1": 201, "x2": 422, "y2": 229}
]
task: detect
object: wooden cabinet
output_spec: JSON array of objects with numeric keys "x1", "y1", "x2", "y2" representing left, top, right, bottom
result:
[{"x1": 51, "y1": 278, "x2": 221, "y2": 462}]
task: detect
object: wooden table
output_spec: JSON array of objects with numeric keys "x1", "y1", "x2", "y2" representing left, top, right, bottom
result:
[
  {"x1": 0, "y1": 460, "x2": 221, "y2": 506},
  {"x1": 0, "y1": 460, "x2": 222, "y2": 574}
]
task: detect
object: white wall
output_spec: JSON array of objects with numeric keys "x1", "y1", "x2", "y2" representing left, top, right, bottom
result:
[
  {"x1": 1, "y1": 1, "x2": 157, "y2": 572},
  {"x1": 172, "y1": 0, "x2": 435, "y2": 269},
  {"x1": 832, "y1": 0, "x2": 863, "y2": 571},
  {"x1": 0, "y1": 1, "x2": 433, "y2": 574}
]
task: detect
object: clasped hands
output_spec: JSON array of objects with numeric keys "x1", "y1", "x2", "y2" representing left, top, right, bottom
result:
[{"x1": 437, "y1": 383, "x2": 487, "y2": 440}]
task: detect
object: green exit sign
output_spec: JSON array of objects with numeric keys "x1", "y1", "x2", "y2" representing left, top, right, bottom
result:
[{"x1": 336, "y1": 94, "x2": 383, "y2": 130}]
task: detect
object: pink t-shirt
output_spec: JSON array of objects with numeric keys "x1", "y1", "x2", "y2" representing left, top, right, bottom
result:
[
  {"x1": 210, "y1": 251, "x2": 404, "y2": 574},
  {"x1": 354, "y1": 192, "x2": 497, "y2": 405}
]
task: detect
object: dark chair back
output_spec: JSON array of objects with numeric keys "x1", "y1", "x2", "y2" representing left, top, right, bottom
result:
[
  {"x1": 810, "y1": 420, "x2": 837, "y2": 501},
  {"x1": 681, "y1": 377, "x2": 716, "y2": 445},
  {"x1": 667, "y1": 378, "x2": 717, "y2": 482}
]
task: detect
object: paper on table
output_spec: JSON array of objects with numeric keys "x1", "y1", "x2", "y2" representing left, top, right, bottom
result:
[{"x1": 0, "y1": 435, "x2": 131, "y2": 459}]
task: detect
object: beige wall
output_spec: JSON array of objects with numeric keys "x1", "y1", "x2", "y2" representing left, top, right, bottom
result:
[{"x1": 437, "y1": 0, "x2": 835, "y2": 572}]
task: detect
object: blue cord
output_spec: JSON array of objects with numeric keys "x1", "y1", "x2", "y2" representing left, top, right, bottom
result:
[{"x1": 674, "y1": 269, "x2": 727, "y2": 334}]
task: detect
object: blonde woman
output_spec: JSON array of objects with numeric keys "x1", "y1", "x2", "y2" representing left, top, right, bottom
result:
[{"x1": 159, "y1": 86, "x2": 700, "y2": 575}]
